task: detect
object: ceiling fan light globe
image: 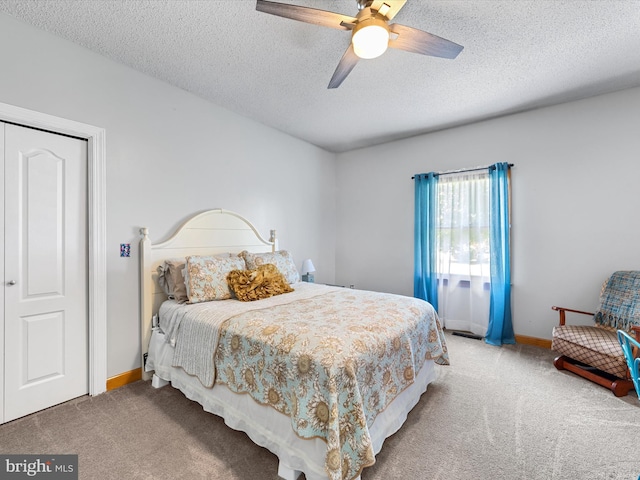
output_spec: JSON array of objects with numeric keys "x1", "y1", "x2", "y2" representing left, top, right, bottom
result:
[{"x1": 352, "y1": 22, "x2": 389, "y2": 59}]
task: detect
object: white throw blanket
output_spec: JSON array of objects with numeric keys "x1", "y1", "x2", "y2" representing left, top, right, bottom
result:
[{"x1": 158, "y1": 283, "x2": 342, "y2": 387}]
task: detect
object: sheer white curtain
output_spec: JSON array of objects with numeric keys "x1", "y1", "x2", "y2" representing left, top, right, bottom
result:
[{"x1": 436, "y1": 171, "x2": 490, "y2": 335}]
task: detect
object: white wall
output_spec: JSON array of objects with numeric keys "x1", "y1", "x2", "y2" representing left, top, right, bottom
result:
[
  {"x1": 0, "y1": 13, "x2": 337, "y2": 377},
  {"x1": 336, "y1": 86, "x2": 640, "y2": 340}
]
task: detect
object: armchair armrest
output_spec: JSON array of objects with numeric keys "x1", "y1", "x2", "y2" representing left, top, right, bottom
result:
[{"x1": 551, "y1": 305, "x2": 595, "y2": 326}]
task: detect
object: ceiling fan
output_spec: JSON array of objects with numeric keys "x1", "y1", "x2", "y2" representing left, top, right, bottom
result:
[{"x1": 256, "y1": 0, "x2": 463, "y2": 89}]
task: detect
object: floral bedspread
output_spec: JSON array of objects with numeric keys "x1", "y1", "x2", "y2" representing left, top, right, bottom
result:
[{"x1": 210, "y1": 286, "x2": 448, "y2": 480}]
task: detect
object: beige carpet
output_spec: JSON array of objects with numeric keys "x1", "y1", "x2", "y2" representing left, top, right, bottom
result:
[{"x1": 1, "y1": 334, "x2": 638, "y2": 480}]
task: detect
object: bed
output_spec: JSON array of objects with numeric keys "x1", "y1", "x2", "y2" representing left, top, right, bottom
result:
[{"x1": 140, "y1": 209, "x2": 449, "y2": 480}]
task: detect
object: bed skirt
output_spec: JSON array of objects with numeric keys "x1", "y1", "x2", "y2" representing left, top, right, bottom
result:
[{"x1": 147, "y1": 327, "x2": 437, "y2": 480}]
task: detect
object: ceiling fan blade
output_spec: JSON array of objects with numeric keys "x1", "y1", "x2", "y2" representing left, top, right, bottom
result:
[
  {"x1": 370, "y1": 0, "x2": 407, "y2": 21},
  {"x1": 256, "y1": 0, "x2": 356, "y2": 31},
  {"x1": 328, "y1": 44, "x2": 359, "y2": 89},
  {"x1": 389, "y1": 23, "x2": 463, "y2": 59}
]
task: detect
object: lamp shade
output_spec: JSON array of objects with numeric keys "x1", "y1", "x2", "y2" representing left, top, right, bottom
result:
[
  {"x1": 351, "y1": 16, "x2": 389, "y2": 59},
  {"x1": 301, "y1": 259, "x2": 316, "y2": 274}
]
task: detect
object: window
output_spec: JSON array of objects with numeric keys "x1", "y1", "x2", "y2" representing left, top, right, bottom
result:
[{"x1": 436, "y1": 172, "x2": 490, "y2": 278}]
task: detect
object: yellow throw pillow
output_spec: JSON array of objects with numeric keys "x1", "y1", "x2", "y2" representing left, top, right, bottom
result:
[{"x1": 227, "y1": 264, "x2": 294, "y2": 302}]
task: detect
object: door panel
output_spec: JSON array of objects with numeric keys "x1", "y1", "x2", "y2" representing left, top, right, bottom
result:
[
  {"x1": 4, "y1": 123, "x2": 88, "y2": 422},
  {"x1": 0, "y1": 124, "x2": 4, "y2": 422},
  {"x1": 22, "y1": 311, "x2": 64, "y2": 384},
  {"x1": 24, "y1": 148, "x2": 64, "y2": 297}
]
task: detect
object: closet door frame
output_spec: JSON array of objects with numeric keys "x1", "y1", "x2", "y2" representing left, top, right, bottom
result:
[{"x1": 0, "y1": 102, "x2": 107, "y2": 397}]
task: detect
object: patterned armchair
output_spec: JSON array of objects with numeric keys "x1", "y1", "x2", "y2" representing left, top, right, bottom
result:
[{"x1": 551, "y1": 271, "x2": 640, "y2": 397}]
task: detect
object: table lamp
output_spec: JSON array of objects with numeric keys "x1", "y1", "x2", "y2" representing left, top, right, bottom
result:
[{"x1": 301, "y1": 259, "x2": 316, "y2": 283}]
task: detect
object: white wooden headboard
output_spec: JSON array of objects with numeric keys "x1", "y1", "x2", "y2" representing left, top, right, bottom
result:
[{"x1": 139, "y1": 208, "x2": 276, "y2": 380}]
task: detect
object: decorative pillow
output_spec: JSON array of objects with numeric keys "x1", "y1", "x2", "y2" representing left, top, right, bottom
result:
[
  {"x1": 227, "y1": 264, "x2": 294, "y2": 302},
  {"x1": 157, "y1": 259, "x2": 188, "y2": 303},
  {"x1": 157, "y1": 254, "x2": 233, "y2": 303},
  {"x1": 185, "y1": 255, "x2": 246, "y2": 303},
  {"x1": 239, "y1": 250, "x2": 300, "y2": 284}
]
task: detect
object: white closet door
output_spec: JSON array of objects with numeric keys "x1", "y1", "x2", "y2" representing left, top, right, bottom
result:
[{"x1": 3, "y1": 122, "x2": 88, "y2": 422}]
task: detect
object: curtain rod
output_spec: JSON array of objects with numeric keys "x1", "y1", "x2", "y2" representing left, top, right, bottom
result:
[{"x1": 411, "y1": 163, "x2": 514, "y2": 180}]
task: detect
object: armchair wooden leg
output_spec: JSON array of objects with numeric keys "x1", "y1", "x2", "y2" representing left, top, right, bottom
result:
[
  {"x1": 553, "y1": 355, "x2": 567, "y2": 371},
  {"x1": 553, "y1": 355, "x2": 635, "y2": 397},
  {"x1": 610, "y1": 379, "x2": 635, "y2": 397}
]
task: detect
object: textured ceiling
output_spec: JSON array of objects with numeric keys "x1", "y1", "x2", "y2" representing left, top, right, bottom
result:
[{"x1": 1, "y1": 0, "x2": 640, "y2": 153}]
